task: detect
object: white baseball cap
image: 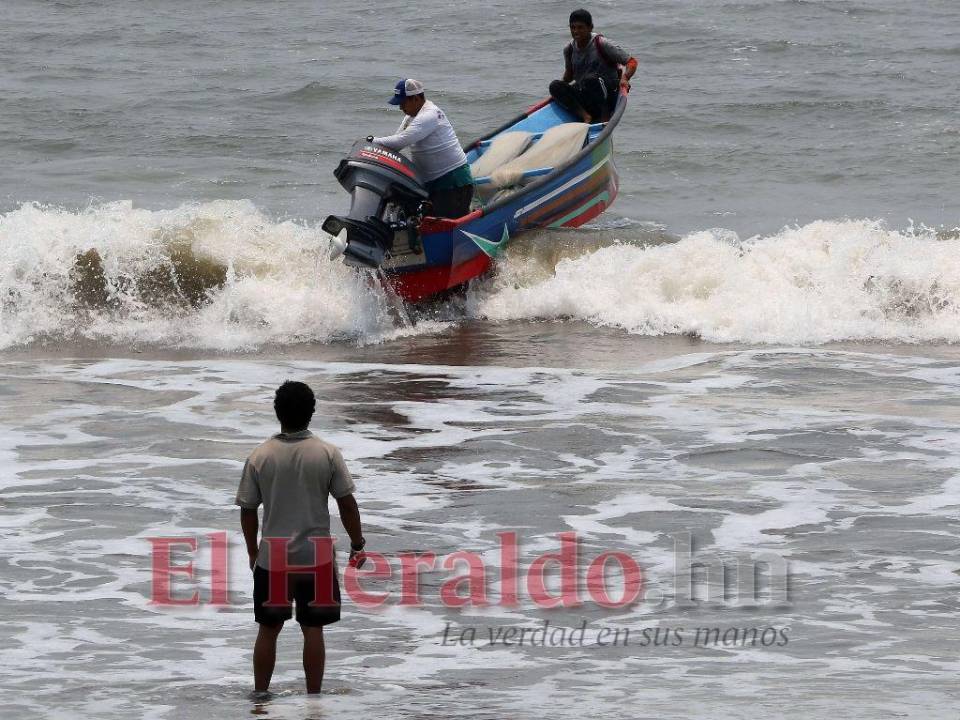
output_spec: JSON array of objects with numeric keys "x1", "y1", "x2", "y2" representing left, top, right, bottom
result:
[{"x1": 388, "y1": 78, "x2": 426, "y2": 105}]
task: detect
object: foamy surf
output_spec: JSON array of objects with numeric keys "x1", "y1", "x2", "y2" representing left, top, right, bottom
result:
[
  {"x1": 3, "y1": 204, "x2": 960, "y2": 349},
  {"x1": 471, "y1": 219, "x2": 960, "y2": 344},
  {"x1": 0, "y1": 200, "x2": 399, "y2": 349}
]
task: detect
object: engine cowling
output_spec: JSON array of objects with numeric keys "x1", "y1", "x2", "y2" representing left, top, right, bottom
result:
[{"x1": 323, "y1": 140, "x2": 429, "y2": 268}]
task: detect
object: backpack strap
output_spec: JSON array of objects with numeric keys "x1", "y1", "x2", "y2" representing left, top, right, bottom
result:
[{"x1": 593, "y1": 34, "x2": 618, "y2": 68}]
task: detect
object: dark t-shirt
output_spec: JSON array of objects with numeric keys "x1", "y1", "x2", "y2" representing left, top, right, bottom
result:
[{"x1": 564, "y1": 33, "x2": 632, "y2": 89}]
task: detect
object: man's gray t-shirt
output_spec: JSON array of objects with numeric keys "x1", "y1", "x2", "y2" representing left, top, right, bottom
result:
[
  {"x1": 236, "y1": 430, "x2": 355, "y2": 570},
  {"x1": 564, "y1": 33, "x2": 632, "y2": 91}
]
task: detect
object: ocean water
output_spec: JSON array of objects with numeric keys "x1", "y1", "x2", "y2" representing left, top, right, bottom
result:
[{"x1": 1, "y1": 1, "x2": 959, "y2": 718}]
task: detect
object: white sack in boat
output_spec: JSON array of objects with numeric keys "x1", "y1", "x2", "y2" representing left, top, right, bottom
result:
[
  {"x1": 470, "y1": 131, "x2": 534, "y2": 179},
  {"x1": 489, "y1": 123, "x2": 590, "y2": 189}
]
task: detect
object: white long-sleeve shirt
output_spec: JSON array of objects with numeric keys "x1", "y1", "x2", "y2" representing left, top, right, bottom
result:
[{"x1": 374, "y1": 100, "x2": 468, "y2": 183}]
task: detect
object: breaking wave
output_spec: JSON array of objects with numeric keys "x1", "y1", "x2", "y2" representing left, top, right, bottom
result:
[
  {"x1": 0, "y1": 200, "x2": 395, "y2": 350},
  {"x1": 2, "y1": 202, "x2": 959, "y2": 349},
  {"x1": 471, "y1": 219, "x2": 960, "y2": 344}
]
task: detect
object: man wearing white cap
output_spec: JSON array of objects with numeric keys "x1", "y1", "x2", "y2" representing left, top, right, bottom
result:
[{"x1": 373, "y1": 79, "x2": 474, "y2": 218}]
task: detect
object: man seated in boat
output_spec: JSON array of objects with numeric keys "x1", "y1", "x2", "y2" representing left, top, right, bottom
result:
[
  {"x1": 549, "y1": 9, "x2": 638, "y2": 123},
  {"x1": 373, "y1": 79, "x2": 474, "y2": 219}
]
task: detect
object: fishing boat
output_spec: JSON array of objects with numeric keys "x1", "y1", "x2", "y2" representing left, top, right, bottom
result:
[{"x1": 323, "y1": 90, "x2": 628, "y2": 303}]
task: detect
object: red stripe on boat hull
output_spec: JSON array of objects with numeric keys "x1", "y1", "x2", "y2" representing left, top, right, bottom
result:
[
  {"x1": 561, "y1": 198, "x2": 608, "y2": 227},
  {"x1": 389, "y1": 252, "x2": 492, "y2": 302}
]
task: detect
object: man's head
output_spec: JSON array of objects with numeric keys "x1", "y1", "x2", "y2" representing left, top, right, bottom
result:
[
  {"x1": 274, "y1": 380, "x2": 315, "y2": 431},
  {"x1": 388, "y1": 78, "x2": 426, "y2": 116},
  {"x1": 569, "y1": 8, "x2": 593, "y2": 45}
]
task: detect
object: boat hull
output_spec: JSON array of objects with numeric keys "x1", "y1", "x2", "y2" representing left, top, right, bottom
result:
[{"x1": 383, "y1": 95, "x2": 625, "y2": 303}]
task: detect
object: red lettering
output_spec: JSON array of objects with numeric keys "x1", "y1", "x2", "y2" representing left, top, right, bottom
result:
[
  {"x1": 398, "y1": 552, "x2": 436, "y2": 606},
  {"x1": 149, "y1": 537, "x2": 199, "y2": 606},
  {"x1": 586, "y1": 551, "x2": 643, "y2": 609},
  {"x1": 344, "y1": 551, "x2": 392, "y2": 608},
  {"x1": 207, "y1": 531, "x2": 229, "y2": 606},
  {"x1": 440, "y1": 551, "x2": 488, "y2": 607},
  {"x1": 497, "y1": 531, "x2": 520, "y2": 607},
  {"x1": 262, "y1": 537, "x2": 337, "y2": 608},
  {"x1": 526, "y1": 532, "x2": 580, "y2": 608}
]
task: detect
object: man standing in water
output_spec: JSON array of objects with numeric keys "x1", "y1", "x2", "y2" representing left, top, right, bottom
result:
[
  {"x1": 550, "y1": 9, "x2": 638, "y2": 122},
  {"x1": 373, "y1": 78, "x2": 474, "y2": 218},
  {"x1": 236, "y1": 380, "x2": 366, "y2": 696}
]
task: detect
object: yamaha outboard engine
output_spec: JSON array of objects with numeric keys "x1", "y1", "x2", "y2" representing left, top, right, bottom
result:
[{"x1": 323, "y1": 139, "x2": 429, "y2": 268}]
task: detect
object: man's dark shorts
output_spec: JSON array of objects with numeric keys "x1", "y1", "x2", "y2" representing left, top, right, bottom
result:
[{"x1": 253, "y1": 563, "x2": 341, "y2": 627}]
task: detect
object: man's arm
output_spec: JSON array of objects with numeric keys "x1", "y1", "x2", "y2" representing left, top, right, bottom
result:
[
  {"x1": 240, "y1": 508, "x2": 259, "y2": 570},
  {"x1": 335, "y1": 493, "x2": 363, "y2": 547},
  {"x1": 597, "y1": 37, "x2": 637, "y2": 91},
  {"x1": 374, "y1": 110, "x2": 439, "y2": 150},
  {"x1": 328, "y1": 446, "x2": 364, "y2": 566},
  {"x1": 335, "y1": 493, "x2": 366, "y2": 568},
  {"x1": 621, "y1": 57, "x2": 638, "y2": 90},
  {"x1": 236, "y1": 458, "x2": 262, "y2": 570}
]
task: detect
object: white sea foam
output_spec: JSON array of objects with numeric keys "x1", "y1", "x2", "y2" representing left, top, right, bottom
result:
[
  {"x1": 472, "y1": 219, "x2": 960, "y2": 343},
  {"x1": 0, "y1": 200, "x2": 393, "y2": 349},
  {"x1": 2, "y1": 353, "x2": 959, "y2": 718},
  {"x1": 4, "y1": 207, "x2": 960, "y2": 348}
]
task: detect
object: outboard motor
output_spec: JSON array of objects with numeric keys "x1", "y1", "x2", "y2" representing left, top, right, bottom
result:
[{"x1": 323, "y1": 139, "x2": 429, "y2": 268}]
